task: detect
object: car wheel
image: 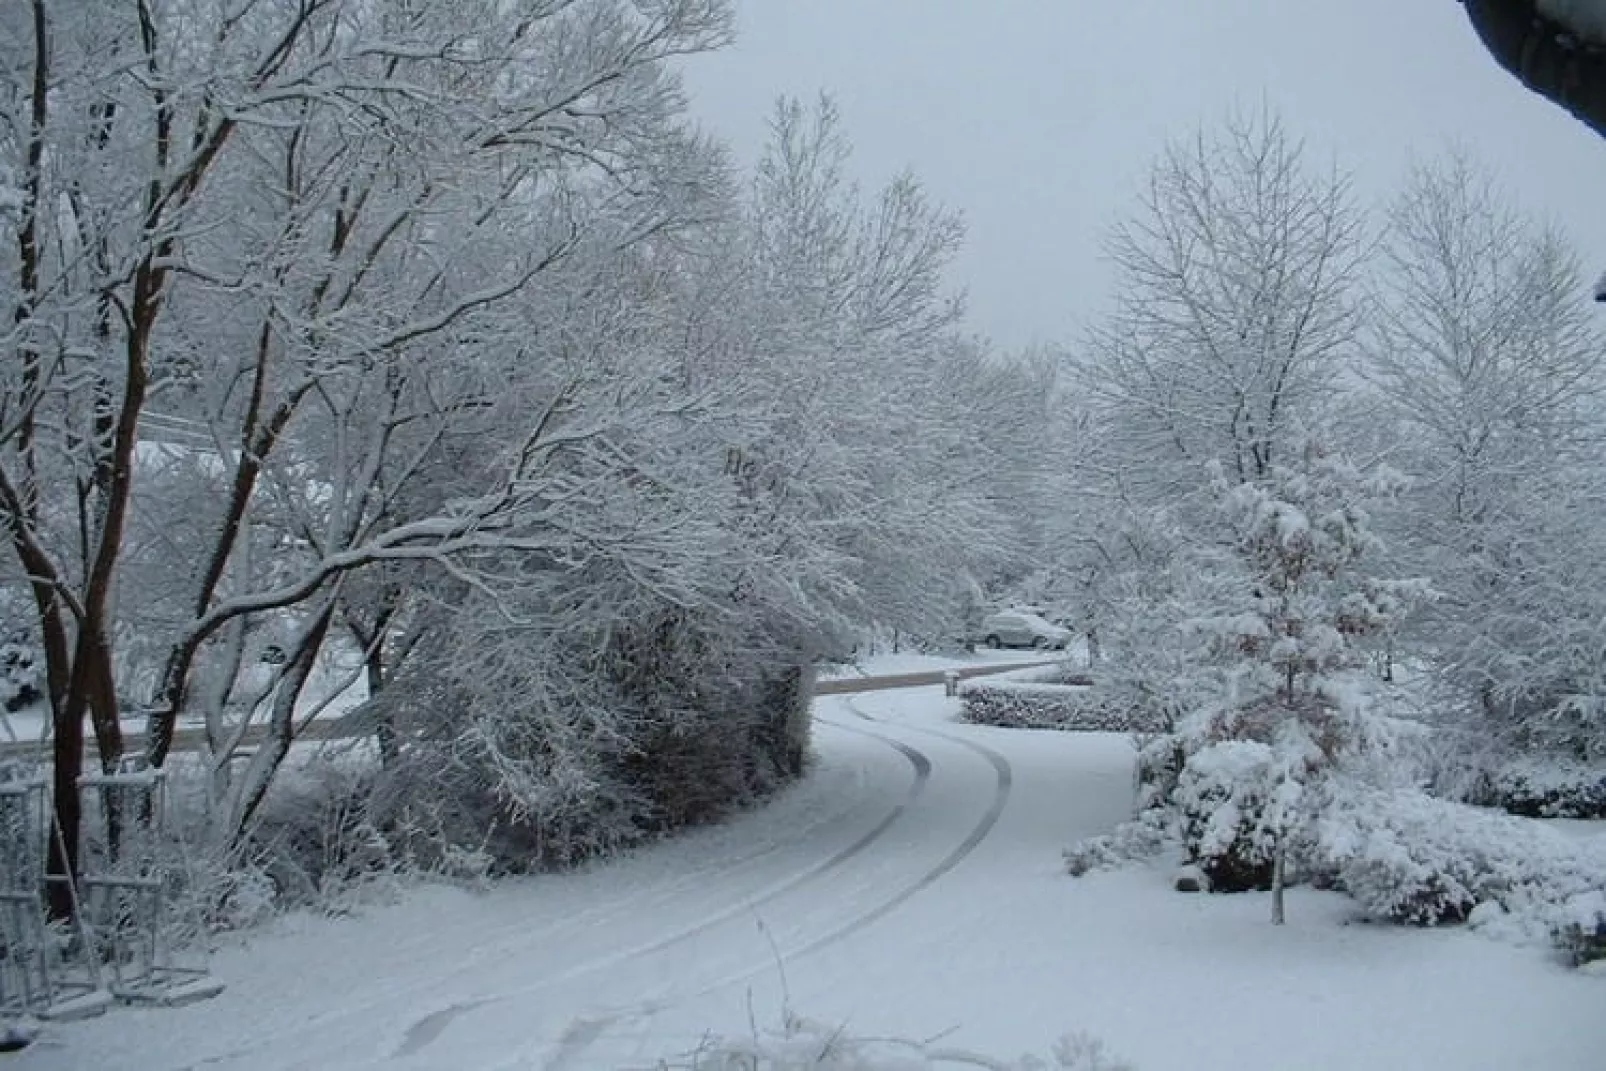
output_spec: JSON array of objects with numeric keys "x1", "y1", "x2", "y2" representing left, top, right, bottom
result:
[
  {"x1": 1031, "y1": 636, "x2": 1048, "y2": 649},
  {"x1": 984, "y1": 635, "x2": 1002, "y2": 649}
]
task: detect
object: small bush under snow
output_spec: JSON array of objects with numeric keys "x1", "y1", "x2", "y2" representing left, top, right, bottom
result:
[
  {"x1": 1064, "y1": 809, "x2": 1171, "y2": 877},
  {"x1": 1172, "y1": 738, "x2": 1286, "y2": 892}
]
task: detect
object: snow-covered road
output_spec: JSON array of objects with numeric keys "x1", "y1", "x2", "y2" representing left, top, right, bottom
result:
[{"x1": 16, "y1": 688, "x2": 1605, "y2": 1070}]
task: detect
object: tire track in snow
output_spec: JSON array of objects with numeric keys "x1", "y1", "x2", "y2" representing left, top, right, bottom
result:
[
  {"x1": 790, "y1": 701, "x2": 1012, "y2": 957},
  {"x1": 615, "y1": 723, "x2": 931, "y2": 964},
  {"x1": 679, "y1": 700, "x2": 1012, "y2": 978},
  {"x1": 390, "y1": 721, "x2": 932, "y2": 1061},
  {"x1": 535, "y1": 700, "x2": 1014, "y2": 1071}
]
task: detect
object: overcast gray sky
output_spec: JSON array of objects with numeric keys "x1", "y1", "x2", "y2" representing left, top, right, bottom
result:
[{"x1": 681, "y1": 1, "x2": 1606, "y2": 351}]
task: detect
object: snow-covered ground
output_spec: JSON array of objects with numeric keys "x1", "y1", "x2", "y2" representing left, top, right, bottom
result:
[{"x1": 15, "y1": 688, "x2": 1603, "y2": 1071}]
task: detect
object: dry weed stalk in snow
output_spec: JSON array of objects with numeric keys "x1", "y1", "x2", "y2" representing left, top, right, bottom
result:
[{"x1": 656, "y1": 1012, "x2": 1136, "y2": 1071}]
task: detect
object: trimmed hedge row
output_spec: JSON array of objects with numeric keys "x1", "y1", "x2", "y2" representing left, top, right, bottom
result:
[{"x1": 958, "y1": 677, "x2": 1164, "y2": 732}]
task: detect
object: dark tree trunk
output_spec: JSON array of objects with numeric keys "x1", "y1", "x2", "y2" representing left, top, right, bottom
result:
[
  {"x1": 45, "y1": 699, "x2": 83, "y2": 921},
  {"x1": 45, "y1": 626, "x2": 127, "y2": 918},
  {"x1": 367, "y1": 646, "x2": 398, "y2": 767}
]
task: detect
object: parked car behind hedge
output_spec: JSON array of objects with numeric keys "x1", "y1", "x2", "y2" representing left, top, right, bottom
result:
[{"x1": 977, "y1": 611, "x2": 1072, "y2": 650}]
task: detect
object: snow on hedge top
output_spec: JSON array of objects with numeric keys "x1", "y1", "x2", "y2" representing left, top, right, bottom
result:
[{"x1": 1539, "y1": 0, "x2": 1606, "y2": 44}]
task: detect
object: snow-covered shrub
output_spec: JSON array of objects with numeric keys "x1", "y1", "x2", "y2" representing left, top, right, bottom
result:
[
  {"x1": 1311, "y1": 784, "x2": 1606, "y2": 937},
  {"x1": 1064, "y1": 808, "x2": 1170, "y2": 877},
  {"x1": 1558, "y1": 905, "x2": 1606, "y2": 968},
  {"x1": 621, "y1": 666, "x2": 813, "y2": 832},
  {"x1": 661, "y1": 1012, "x2": 1137, "y2": 1070},
  {"x1": 169, "y1": 854, "x2": 281, "y2": 938},
  {"x1": 1028, "y1": 1033, "x2": 1139, "y2": 1071},
  {"x1": 80, "y1": 760, "x2": 331, "y2": 940},
  {"x1": 168, "y1": 747, "x2": 492, "y2": 935},
  {"x1": 1420, "y1": 721, "x2": 1606, "y2": 820},
  {"x1": 0, "y1": 641, "x2": 40, "y2": 713},
  {"x1": 0, "y1": 590, "x2": 42, "y2": 713},
  {"x1": 955, "y1": 681, "x2": 1063, "y2": 730},
  {"x1": 1174, "y1": 737, "x2": 1283, "y2": 892},
  {"x1": 236, "y1": 759, "x2": 399, "y2": 912},
  {"x1": 368, "y1": 594, "x2": 818, "y2": 873},
  {"x1": 668, "y1": 1015, "x2": 932, "y2": 1071}
]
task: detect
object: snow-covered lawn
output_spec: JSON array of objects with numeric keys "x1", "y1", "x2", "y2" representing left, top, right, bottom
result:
[{"x1": 15, "y1": 689, "x2": 1602, "y2": 1070}]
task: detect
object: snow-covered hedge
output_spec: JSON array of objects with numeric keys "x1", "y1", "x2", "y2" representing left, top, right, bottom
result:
[
  {"x1": 1483, "y1": 755, "x2": 1606, "y2": 820},
  {"x1": 1421, "y1": 728, "x2": 1606, "y2": 821},
  {"x1": 1312, "y1": 785, "x2": 1606, "y2": 944},
  {"x1": 959, "y1": 672, "x2": 1162, "y2": 733}
]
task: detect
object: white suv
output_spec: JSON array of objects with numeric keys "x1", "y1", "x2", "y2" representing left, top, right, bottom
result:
[{"x1": 978, "y1": 611, "x2": 1072, "y2": 650}]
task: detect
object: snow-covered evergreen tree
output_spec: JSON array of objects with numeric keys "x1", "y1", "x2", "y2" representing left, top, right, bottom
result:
[{"x1": 1155, "y1": 441, "x2": 1428, "y2": 921}]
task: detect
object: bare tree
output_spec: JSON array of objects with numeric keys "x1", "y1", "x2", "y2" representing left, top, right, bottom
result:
[
  {"x1": 1078, "y1": 110, "x2": 1365, "y2": 498},
  {"x1": 1366, "y1": 156, "x2": 1606, "y2": 759},
  {"x1": 718, "y1": 95, "x2": 1018, "y2": 646}
]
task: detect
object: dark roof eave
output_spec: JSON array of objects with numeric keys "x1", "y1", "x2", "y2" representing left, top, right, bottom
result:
[{"x1": 1464, "y1": 0, "x2": 1606, "y2": 139}]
